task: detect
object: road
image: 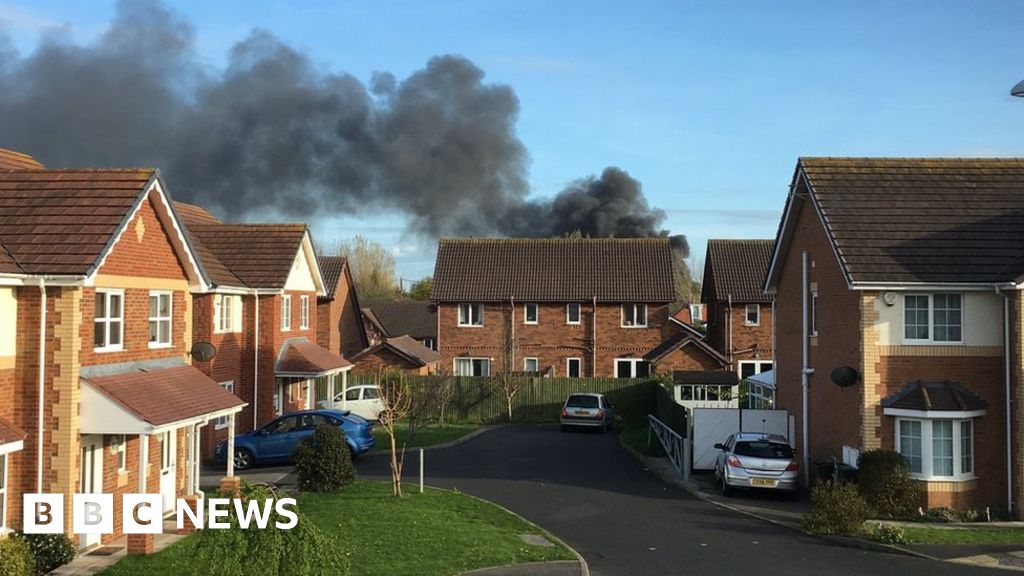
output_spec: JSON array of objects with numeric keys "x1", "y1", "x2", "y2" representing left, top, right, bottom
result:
[{"x1": 355, "y1": 425, "x2": 998, "y2": 576}]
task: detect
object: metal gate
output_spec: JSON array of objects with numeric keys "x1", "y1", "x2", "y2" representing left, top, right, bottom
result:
[{"x1": 691, "y1": 408, "x2": 794, "y2": 470}]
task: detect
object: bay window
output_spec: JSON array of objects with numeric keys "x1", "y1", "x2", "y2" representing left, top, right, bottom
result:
[{"x1": 895, "y1": 418, "x2": 975, "y2": 480}]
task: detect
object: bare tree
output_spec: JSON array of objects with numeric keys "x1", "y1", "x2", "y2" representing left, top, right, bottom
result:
[
  {"x1": 434, "y1": 370, "x2": 456, "y2": 428},
  {"x1": 493, "y1": 303, "x2": 523, "y2": 421},
  {"x1": 376, "y1": 369, "x2": 421, "y2": 497}
]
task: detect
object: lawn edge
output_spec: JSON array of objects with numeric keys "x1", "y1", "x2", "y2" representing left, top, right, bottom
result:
[{"x1": 369, "y1": 424, "x2": 503, "y2": 454}]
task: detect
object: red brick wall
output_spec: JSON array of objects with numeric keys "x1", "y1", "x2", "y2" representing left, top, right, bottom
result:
[
  {"x1": 316, "y1": 272, "x2": 367, "y2": 359},
  {"x1": 96, "y1": 193, "x2": 188, "y2": 280},
  {"x1": 654, "y1": 345, "x2": 727, "y2": 373},
  {"x1": 437, "y1": 301, "x2": 672, "y2": 377},
  {"x1": 353, "y1": 347, "x2": 433, "y2": 375},
  {"x1": 78, "y1": 288, "x2": 188, "y2": 367},
  {"x1": 704, "y1": 301, "x2": 773, "y2": 364}
]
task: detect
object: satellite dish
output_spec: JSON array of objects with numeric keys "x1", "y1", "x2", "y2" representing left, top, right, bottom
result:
[
  {"x1": 830, "y1": 366, "x2": 859, "y2": 388},
  {"x1": 1012, "y1": 78, "x2": 1024, "y2": 97},
  {"x1": 190, "y1": 341, "x2": 217, "y2": 362},
  {"x1": 882, "y1": 292, "x2": 898, "y2": 307}
]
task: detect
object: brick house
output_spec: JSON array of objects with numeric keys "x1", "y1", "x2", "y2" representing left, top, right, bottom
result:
[
  {"x1": 432, "y1": 238, "x2": 723, "y2": 377},
  {"x1": 0, "y1": 160, "x2": 244, "y2": 548},
  {"x1": 701, "y1": 239, "x2": 775, "y2": 378},
  {"x1": 362, "y1": 300, "x2": 437, "y2": 351},
  {"x1": 316, "y1": 256, "x2": 369, "y2": 358},
  {"x1": 765, "y1": 157, "x2": 1024, "y2": 514},
  {"x1": 350, "y1": 335, "x2": 442, "y2": 375},
  {"x1": 177, "y1": 204, "x2": 352, "y2": 459}
]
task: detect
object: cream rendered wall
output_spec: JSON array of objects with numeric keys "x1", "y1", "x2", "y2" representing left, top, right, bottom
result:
[
  {"x1": 0, "y1": 287, "x2": 15, "y2": 359},
  {"x1": 284, "y1": 246, "x2": 317, "y2": 292},
  {"x1": 873, "y1": 291, "x2": 1003, "y2": 347}
]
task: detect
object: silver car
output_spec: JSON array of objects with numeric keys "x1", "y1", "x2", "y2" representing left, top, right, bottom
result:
[
  {"x1": 560, "y1": 393, "x2": 614, "y2": 432},
  {"x1": 713, "y1": 432, "x2": 799, "y2": 497}
]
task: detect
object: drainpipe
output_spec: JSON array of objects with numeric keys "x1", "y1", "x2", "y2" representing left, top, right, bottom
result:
[
  {"x1": 591, "y1": 296, "x2": 597, "y2": 377},
  {"x1": 509, "y1": 298, "x2": 516, "y2": 372},
  {"x1": 801, "y1": 251, "x2": 813, "y2": 488},
  {"x1": 36, "y1": 279, "x2": 46, "y2": 493},
  {"x1": 253, "y1": 291, "x2": 260, "y2": 430},
  {"x1": 999, "y1": 287, "x2": 1014, "y2": 514},
  {"x1": 727, "y1": 294, "x2": 733, "y2": 369}
]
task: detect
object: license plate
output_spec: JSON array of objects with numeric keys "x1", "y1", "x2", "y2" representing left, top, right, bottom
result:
[
  {"x1": 574, "y1": 410, "x2": 588, "y2": 416},
  {"x1": 750, "y1": 478, "x2": 777, "y2": 487}
]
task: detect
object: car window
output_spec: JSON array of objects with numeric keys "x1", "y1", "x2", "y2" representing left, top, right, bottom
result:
[
  {"x1": 345, "y1": 388, "x2": 360, "y2": 401},
  {"x1": 734, "y1": 440, "x2": 794, "y2": 459},
  {"x1": 566, "y1": 395, "x2": 598, "y2": 408},
  {"x1": 299, "y1": 414, "x2": 328, "y2": 429},
  {"x1": 363, "y1": 387, "x2": 380, "y2": 400},
  {"x1": 265, "y1": 416, "x2": 298, "y2": 434}
]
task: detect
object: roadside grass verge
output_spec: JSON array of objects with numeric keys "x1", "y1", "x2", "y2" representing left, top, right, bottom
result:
[
  {"x1": 371, "y1": 422, "x2": 480, "y2": 453},
  {"x1": 99, "y1": 480, "x2": 571, "y2": 576},
  {"x1": 619, "y1": 422, "x2": 666, "y2": 457},
  {"x1": 898, "y1": 526, "x2": 1024, "y2": 545}
]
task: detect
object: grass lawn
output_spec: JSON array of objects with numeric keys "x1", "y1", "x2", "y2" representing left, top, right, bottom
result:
[
  {"x1": 99, "y1": 481, "x2": 571, "y2": 576},
  {"x1": 371, "y1": 422, "x2": 480, "y2": 453},
  {"x1": 619, "y1": 422, "x2": 666, "y2": 457},
  {"x1": 898, "y1": 526, "x2": 1024, "y2": 545}
]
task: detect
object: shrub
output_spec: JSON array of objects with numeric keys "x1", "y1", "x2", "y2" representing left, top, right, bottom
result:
[
  {"x1": 802, "y1": 481, "x2": 872, "y2": 535},
  {"x1": 17, "y1": 532, "x2": 76, "y2": 575},
  {"x1": 0, "y1": 537, "x2": 34, "y2": 576},
  {"x1": 920, "y1": 506, "x2": 980, "y2": 523},
  {"x1": 294, "y1": 422, "x2": 356, "y2": 492},
  {"x1": 856, "y1": 449, "x2": 921, "y2": 519},
  {"x1": 870, "y1": 523, "x2": 909, "y2": 545}
]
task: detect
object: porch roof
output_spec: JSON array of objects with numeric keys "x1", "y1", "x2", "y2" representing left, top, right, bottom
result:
[
  {"x1": 0, "y1": 415, "x2": 26, "y2": 452},
  {"x1": 881, "y1": 381, "x2": 987, "y2": 414},
  {"x1": 81, "y1": 364, "x2": 246, "y2": 434},
  {"x1": 276, "y1": 338, "x2": 352, "y2": 377}
]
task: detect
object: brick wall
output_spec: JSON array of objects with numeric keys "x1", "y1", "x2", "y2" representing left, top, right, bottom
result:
[
  {"x1": 654, "y1": 345, "x2": 727, "y2": 373},
  {"x1": 353, "y1": 347, "x2": 432, "y2": 375},
  {"x1": 96, "y1": 193, "x2": 189, "y2": 280},
  {"x1": 704, "y1": 301, "x2": 773, "y2": 364},
  {"x1": 316, "y1": 272, "x2": 367, "y2": 359}
]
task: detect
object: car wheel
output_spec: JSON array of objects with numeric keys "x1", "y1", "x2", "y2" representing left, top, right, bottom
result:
[
  {"x1": 233, "y1": 448, "x2": 254, "y2": 471},
  {"x1": 721, "y1": 475, "x2": 733, "y2": 497}
]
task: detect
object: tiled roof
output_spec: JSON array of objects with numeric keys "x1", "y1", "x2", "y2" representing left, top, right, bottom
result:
[
  {"x1": 175, "y1": 202, "x2": 243, "y2": 288},
  {"x1": 0, "y1": 169, "x2": 156, "y2": 275},
  {"x1": 174, "y1": 202, "x2": 221, "y2": 225},
  {"x1": 185, "y1": 223, "x2": 307, "y2": 288},
  {"x1": 353, "y1": 335, "x2": 441, "y2": 367},
  {"x1": 0, "y1": 415, "x2": 26, "y2": 446},
  {"x1": 643, "y1": 330, "x2": 728, "y2": 366},
  {"x1": 277, "y1": 338, "x2": 352, "y2": 376},
  {"x1": 797, "y1": 157, "x2": 1024, "y2": 284},
  {"x1": 703, "y1": 239, "x2": 774, "y2": 303},
  {"x1": 882, "y1": 381, "x2": 988, "y2": 413},
  {"x1": 318, "y1": 256, "x2": 347, "y2": 299},
  {"x1": 672, "y1": 370, "x2": 738, "y2": 386},
  {"x1": 362, "y1": 300, "x2": 436, "y2": 339},
  {"x1": 0, "y1": 148, "x2": 44, "y2": 170},
  {"x1": 83, "y1": 365, "x2": 245, "y2": 427},
  {"x1": 432, "y1": 238, "x2": 676, "y2": 302}
]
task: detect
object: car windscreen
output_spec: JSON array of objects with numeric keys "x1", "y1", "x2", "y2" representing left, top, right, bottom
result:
[
  {"x1": 734, "y1": 441, "x2": 793, "y2": 459},
  {"x1": 566, "y1": 395, "x2": 599, "y2": 408}
]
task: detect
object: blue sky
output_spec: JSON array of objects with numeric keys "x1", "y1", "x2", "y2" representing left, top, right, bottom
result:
[{"x1": 4, "y1": 1, "x2": 1024, "y2": 282}]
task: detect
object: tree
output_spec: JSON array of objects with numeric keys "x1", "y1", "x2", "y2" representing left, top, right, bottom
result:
[
  {"x1": 376, "y1": 369, "x2": 424, "y2": 496},
  {"x1": 406, "y1": 276, "x2": 433, "y2": 301},
  {"x1": 433, "y1": 370, "x2": 456, "y2": 428},
  {"x1": 332, "y1": 236, "x2": 402, "y2": 301},
  {"x1": 493, "y1": 303, "x2": 523, "y2": 421}
]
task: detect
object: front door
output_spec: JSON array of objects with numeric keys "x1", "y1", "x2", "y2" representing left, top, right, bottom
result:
[
  {"x1": 159, "y1": 430, "x2": 177, "y2": 514},
  {"x1": 79, "y1": 435, "x2": 103, "y2": 549}
]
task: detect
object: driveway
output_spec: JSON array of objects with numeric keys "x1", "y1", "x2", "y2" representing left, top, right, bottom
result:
[{"x1": 353, "y1": 425, "x2": 997, "y2": 576}]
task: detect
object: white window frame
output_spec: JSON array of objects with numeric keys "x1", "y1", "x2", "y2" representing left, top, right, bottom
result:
[
  {"x1": 216, "y1": 381, "x2": 235, "y2": 429},
  {"x1": 614, "y1": 358, "x2": 649, "y2": 378},
  {"x1": 299, "y1": 295, "x2": 310, "y2": 330},
  {"x1": 0, "y1": 453, "x2": 7, "y2": 532},
  {"x1": 738, "y1": 360, "x2": 773, "y2": 380},
  {"x1": 566, "y1": 358, "x2": 582, "y2": 378},
  {"x1": 422, "y1": 338, "x2": 436, "y2": 351},
  {"x1": 214, "y1": 294, "x2": 241, "y2": 334},
  {"x1": 523, "y1": 303, "x2": 539, "y2": 325},
  {"x1": 94, "y1": 289, "x2": 125, "y2": 352},
  {"x1": 109, "y1": 434, "x2": 127, "y2": 472},
  {"x1": 903, "y1": 293, "x2": 963, "y2": 345},
  {"x1": 148, "y1": 291, "x2": 173, "y2": 349},
  {"x1": 453, "y1": 357, "x2": 491, "y2": 376},
  {"x1": 281, "y1": 295, "x2": 292, "y2": 331},
  {"x1": 457, "y1": 303, "x2": 484, "y2": 327},
  {"x1": 811, "y1": 292, "x2": 818, "y2": 337},
  {"x1": 566, "y1": 303, "x2": 582, "y2": 325},
  {"x1": 621, "y1": 303, "x2": 648, "y2": 328},
  {"x1": 523, "y1": 357, "x2": 539, "y2": 372},
  {"x1": 893, "y1": 416, "x2": 976, "y2": 481},
  {"x1": 745, "y1": 303, "x2": 760, "y2": 326}
]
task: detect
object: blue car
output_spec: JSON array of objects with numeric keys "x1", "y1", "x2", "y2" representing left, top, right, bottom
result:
[{"x1": 215, "y1": 409, "x2": 375, "y2": 471}]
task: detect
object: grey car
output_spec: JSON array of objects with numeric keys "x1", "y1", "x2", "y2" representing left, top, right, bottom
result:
[
  {"x1": 713, "y1": 432, "x2": 799, "y2": 497},
  {"x1": 560, "y1": 393, "x2": 614, "y2": 432}
]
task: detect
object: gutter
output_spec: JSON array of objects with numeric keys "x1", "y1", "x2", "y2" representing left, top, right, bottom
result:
[
  {"x1": 592, "y1": 296, "x2": 597, "y2": 377},
  {"x1": 253, "y1": 290, "x2": 260, "y2": 430},
  {"x1": 36, "y1": 278, "x2": 46, "y2": 493}
]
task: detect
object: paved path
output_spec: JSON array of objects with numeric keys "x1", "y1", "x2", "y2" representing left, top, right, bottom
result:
[{"x1": 354, "y1": 425, "x2": 1000, "y2": 576}]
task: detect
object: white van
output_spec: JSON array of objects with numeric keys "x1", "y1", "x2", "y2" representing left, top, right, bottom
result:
[{"x1": 319, "y1": 385, "x2": 386, "y2": 421}]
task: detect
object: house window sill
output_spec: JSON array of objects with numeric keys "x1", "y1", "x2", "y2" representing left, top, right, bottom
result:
[
  {"x1": 456, "y1": 325, "x2": 484, "y2": 328},
  {"x1": 94, "y1": 346, "x2": 124, "y2": 353},
  {"x1": 744, "y1": 323, "x2": 760, "y2": 327},
  {"x1": 620, "y1": 325, "x2": 648, "y2": 329},
  {"x1": 911, "y1": 475, "x2": 976, "y2": 483},
  {"x1": 148, "y1": 343, "x2": 173, "y2": 350}
]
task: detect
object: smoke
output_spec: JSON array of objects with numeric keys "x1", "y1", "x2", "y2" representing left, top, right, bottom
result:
[{"x1": 0, "y1": 0, "x2": 685, "y2": 255}]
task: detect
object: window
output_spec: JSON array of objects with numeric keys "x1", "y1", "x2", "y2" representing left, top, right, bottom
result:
[
  {"x1": 160, "y1": 431, "x2": 172, "y2": 470},
  {"x1": 148, "y1": 292, "x2": 172, "y2": 348},
  {"x1": 745, "y1": 304, "x2": 760, "y2": 326},
  {"x1": 299, "y1": 296, "x2": 310, "y2": 329},
  {"x1": 0, "y1": 453, "x2": 7, "y2": 531},
  {"x1": 454, "y1": 357, "x2": 491, "y2": 376},
  {"x1": 422, "y1": 338, "x2": 436, "y2": 351},
  {"x1": 215, "y1": 381, "x2": 235, "y2": 429},
  {"x1": 94, "y1": 290, "x2": 124, "y2": 352},
  {"x1": 566, "y1": 358, "x2": 582, "y2": 378},
  {"x1": 524, "y1": 357, "x2": 539, "y2": 372},
  {"x1": 614, "y1": 358, "x2": 649, "y2": 378},
  {"x1": 904, "y1": 294, "x2": 962, "y2": 343},
  {"x1": 109, "y1": 434, "x2": 127, "y2": 472},
  {"x1": 738, "y1": 360, "x2": 773, "y2": 380},
  {"x1": 895, "y1": 418, "x2": 975, "y2": 480},
  {"x1": 281, "y1": 295, "x2": 292, "y2": 331},
  {"x1": 523, "y1": 303, "x2": 539, "y2": 324},
  {"x1": 458, "y1": 303, "x2": 484, "y2": 327},
  {"x1": 345, "y1": 388, "x2": 361, "y2": 401},
  {"x1": 214, "y1": 294, "x2": 241, "y2": 333},
  {"x1": 566, "y1": 304, "x2": 582, "y2": 325},
  {"x1": 621, "y1": 304, "x2": 648, "y2": 327},
  {"x1": 811, "y1": 293, "x2": 818, "y2": 336}
]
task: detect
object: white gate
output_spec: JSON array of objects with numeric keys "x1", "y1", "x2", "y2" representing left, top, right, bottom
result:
[{"x1": 691, "y1": 408, "x2": 794, "y2": 470}]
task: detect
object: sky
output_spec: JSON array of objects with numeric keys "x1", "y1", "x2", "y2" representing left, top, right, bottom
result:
[{"x1": 3, "y1": 0, "x2": 1024, "y2": 283}]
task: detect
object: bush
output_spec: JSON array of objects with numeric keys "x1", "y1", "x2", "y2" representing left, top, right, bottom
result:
[
  {"x1": 870, "y1": 523, "x2": 909, "y2": 545},
  {"x1": 856, "y1": 449, "x2": 921, "y2": 518},
  {"x1": 294, "y1": 422, "x2": 356, "y2": 492},
  {"x1": 17, "y1": 532, "x2": 76, "y2": 575},
  {"x1": 802, "y1": 482, "x2": 872, "y2": 535},
  {"x1": 0, "y1": 537, "x2": 34, "y2": 576},
  {"x1": 919, "y1": 506, "x2": 980, "y2": 523}
]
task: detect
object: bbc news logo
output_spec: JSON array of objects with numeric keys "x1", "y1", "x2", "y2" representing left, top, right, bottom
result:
[{"x1": 23, "y1": 494, "x2": 298, "y2": 534}]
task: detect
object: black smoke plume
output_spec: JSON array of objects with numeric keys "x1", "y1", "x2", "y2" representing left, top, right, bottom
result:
[{"x1": 0, "y1": 0, "x2": 685, "y2": 255}]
